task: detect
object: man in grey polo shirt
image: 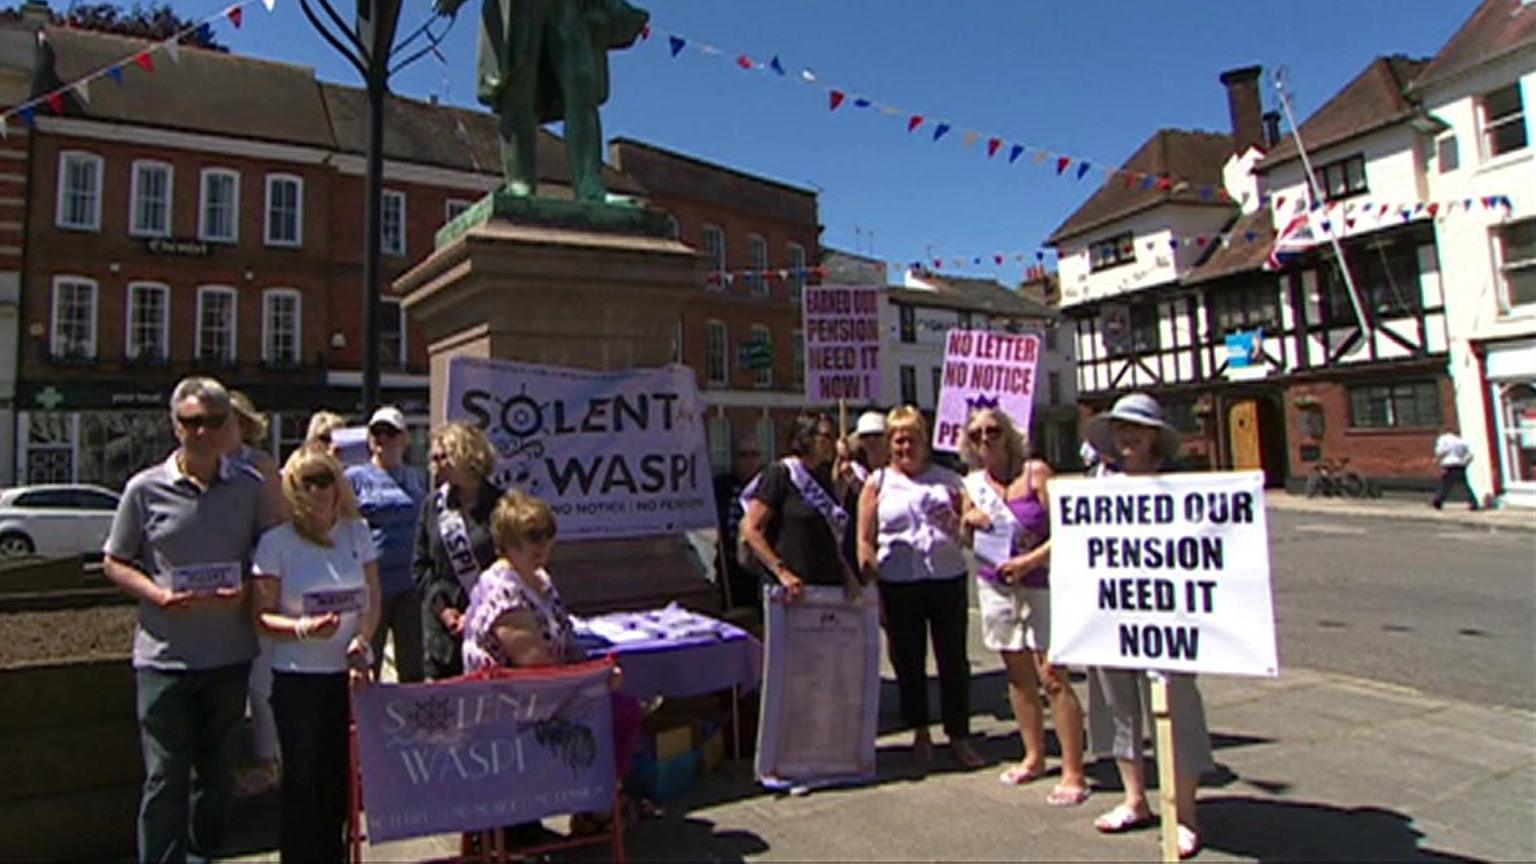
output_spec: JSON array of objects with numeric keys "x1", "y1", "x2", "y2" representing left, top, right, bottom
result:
[{"x1": 104, "y1": 377, "x2": 275, "y2": 864}]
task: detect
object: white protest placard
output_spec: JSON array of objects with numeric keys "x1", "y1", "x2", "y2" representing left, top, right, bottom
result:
[
  {"x1": 1047, "y1": 471, "x2": 1278, "y2": 677},
  {"x1": 932, "y1": 329, "x2": 1041, "y2": 453},
  {"x1": 445, "y1": 357, "x2": 717, "y2": 540},
  {"x1": 802, "y1": 286, "x2": 882, "y2": 403},
  {"x1": 756, "y1": 585, "x2": 880, "y2": 788}
]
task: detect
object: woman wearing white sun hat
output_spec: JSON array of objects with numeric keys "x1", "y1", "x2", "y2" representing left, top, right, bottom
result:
[{"x1": 1081, "y1": 393, "x2": 1213, "y2": 860}]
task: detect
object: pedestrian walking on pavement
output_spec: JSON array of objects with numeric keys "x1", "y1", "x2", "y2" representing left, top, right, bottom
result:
[
  {"x1": 347, "y1": 406, "x2": 429, "y2": 683},
  {"x1": 103, "y1": 376, "x2": 277, "y2": 863},
  {"x1": 1082, "y1": 393, "x2": 1214, "y2": 859},
  {"x1": 959, "y1": 407, "x2": 1089, "y2": 806},
  {"x1": 858, "y1": 406, "x2": 985, "y2": 770},
  {"x1": 1432, "y1": 428, "x2": 1481, "y2": 511}
]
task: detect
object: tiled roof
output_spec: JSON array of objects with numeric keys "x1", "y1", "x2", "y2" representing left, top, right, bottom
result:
[
  {"x1": 41, "y1": 26, "x2": 335, "y2": 149},
  {"x1": 1046, "y1": 129, "x2": 1237, "y2": 244},
  {"x1": 1256, "y1": 56, "x2": 1429, "y2": 170},
  {"x1": 1181, "y1": 209, "x2": 1276, "y2": 286},
  {"x1": 900, "y1": 274, "x2": 1059, "y2": 319},
  {"x1": 1410, "y1": 0, "x2": 1536, "y2": 93},
  {"x1": 321, "y1": 84, "x2": 640, "y2": 192},
  {"x1": 41, "y1": 26, "x2": 639, "y2": 191}
]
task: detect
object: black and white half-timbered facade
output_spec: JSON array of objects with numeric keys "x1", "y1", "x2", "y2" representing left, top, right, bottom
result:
[{"x1": 1051, "y1": 63, "x2": 1454, "y2": 492}]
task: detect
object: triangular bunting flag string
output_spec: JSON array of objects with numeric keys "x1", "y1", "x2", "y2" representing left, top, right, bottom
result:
[{"x1": 1, "y1": 0, "x2": 274, "y2": 133}]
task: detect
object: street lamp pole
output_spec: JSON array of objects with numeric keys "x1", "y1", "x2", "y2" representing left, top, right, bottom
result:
[{"x1": 297, "y1": 0, "x2": 445, "y2": 415}]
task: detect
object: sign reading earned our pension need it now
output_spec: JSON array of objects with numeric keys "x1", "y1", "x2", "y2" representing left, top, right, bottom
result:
[
  {"x1": 1047, "y1": 471, "x2": 1278, "y2": 678},
  {"x1": 801, "y1": 286, "x2": 881, "y2": 402},
  {"x1": 446, "y1": 357, "x2": 717, "y2": 540}
]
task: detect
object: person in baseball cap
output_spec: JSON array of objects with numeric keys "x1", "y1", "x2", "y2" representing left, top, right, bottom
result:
[{"x1": 346, "y1": 405, "x2": 428, "y2": 683}]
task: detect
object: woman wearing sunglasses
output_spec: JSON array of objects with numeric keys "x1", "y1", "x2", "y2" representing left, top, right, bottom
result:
[
  {"x1": 251, "y1": 447, "x2": 380, "y2": 863},
  {"x1": 958, "y1": 408, "x2": 1087, "y2": 806}
]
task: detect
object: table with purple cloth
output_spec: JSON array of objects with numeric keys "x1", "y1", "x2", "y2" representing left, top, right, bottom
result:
[{"x1": 573, "y1": 604, "x2": 762, "y2": 701}]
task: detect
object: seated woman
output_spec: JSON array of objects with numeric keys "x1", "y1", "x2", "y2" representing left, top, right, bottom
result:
[{"x1": 462, "y1": 490, "x2": 641, "y2": 834}]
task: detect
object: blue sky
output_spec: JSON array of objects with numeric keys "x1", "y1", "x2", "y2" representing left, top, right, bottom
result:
[{"x1": 194, "y1": 0, "x2": 1481, "y2": 285}]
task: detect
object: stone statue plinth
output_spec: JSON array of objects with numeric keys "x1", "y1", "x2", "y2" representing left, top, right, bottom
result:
[{"x1": 395, "y1": 213, "x2": 720, "y2": 614}]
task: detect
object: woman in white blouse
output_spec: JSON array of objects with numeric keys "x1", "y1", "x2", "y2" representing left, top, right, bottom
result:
[
  {"x1": 857, "y1": 406, "x2": 983, "y2": 769},
  {"x1": 252, "y1": 446, "x2": 380, "y2": 864}
]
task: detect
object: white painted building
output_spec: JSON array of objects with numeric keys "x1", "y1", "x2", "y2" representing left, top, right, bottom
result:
[{"x1": 1408, "y1": 0, "x2": 1536, "y2": 508}]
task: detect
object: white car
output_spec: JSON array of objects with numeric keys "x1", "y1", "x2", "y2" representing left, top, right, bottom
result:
[{"x1": 0, "y1": 484, "x2": 121, "y2": 559}]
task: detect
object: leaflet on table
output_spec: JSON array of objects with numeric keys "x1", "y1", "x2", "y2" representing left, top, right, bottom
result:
[
  {"x1": 973, "y1": 525, "x2": 1014, "y2": 569},
  {"x1": 302, "y1": 587, "x2": 368, "y2": 616},
  {"x1": 169, "y1": 561, "x2": 241, "y2": 595}
]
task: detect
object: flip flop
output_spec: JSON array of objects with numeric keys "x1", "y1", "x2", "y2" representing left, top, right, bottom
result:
[
  {"x1": 1046, "y1": 784, "x2": 1091, "y2": 807},
  {"x1": 1094, "y1": 804, "x2": 1155, "y2": 834},
  {"x1": 998, "y1": 765, "x2": 1045, "y2": 786},
  {"x1": 1177, "y1": 824, "x2": 1202, "y2": 859}
]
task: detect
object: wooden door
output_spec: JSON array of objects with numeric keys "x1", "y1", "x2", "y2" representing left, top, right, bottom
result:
[{"x1": 1228, "y1": 399, "x2": 1262, "y2": 471}]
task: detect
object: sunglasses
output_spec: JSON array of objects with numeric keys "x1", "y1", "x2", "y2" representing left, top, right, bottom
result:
[
  {"x1": 176, "y1": 412, "x2": 228, "y2": 431},
  {"x1": 526, "y1": 528, "x2": 556, "y2": 544},
  {"x1": 300, "y1": 472, "x2": 336, "y2": 491},
  {"x1": 370, "y1": 425, "x2": 401, "y2": 438},
  {"x1": 967, "y1": 426, "x2": 1002, "y2": 443}
]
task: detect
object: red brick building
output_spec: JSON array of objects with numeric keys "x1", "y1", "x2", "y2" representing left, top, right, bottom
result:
[
  {"x1": 609, "y1": 139, "x2": 821, "y2": 475},
  {"x1": 6, "y1": 25, "x2": 815, "y2": 490}
]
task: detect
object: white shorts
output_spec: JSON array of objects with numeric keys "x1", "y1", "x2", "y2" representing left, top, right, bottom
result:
[{"x1": 976, "y1": 579, "x2": 1050, "y2": 653}]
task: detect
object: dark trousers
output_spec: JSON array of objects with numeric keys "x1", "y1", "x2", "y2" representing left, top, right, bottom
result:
[
  {"x1": 271, "y1": 672, "x2": 351, "y2": 864},
  {"x1": 135, "y1": 662, "x2": 250, "y2": 864},
  {"x1": 879, "y1": 575, "x2": 972, "y2": 739},
  {"x1": 371, "y1": 587, "x2": 425, "y2": 683},
  {"x1": 1433, "y1": 466, "x2": 1480, "y2": 510}
]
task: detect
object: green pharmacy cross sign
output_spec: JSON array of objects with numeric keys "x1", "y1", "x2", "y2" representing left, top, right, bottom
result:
[{"x1": 737, "y1": 340, "x2": 773, "y2": 371}]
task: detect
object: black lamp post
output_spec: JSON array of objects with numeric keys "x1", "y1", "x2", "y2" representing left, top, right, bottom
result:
[{"x1": 297, "y1": 0, "x2": 447, "y2": 414}]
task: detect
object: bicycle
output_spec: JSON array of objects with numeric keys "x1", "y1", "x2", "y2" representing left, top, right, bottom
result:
[{"x1": 1305, "y1": 456, "x2": 1378, "y2": 499}]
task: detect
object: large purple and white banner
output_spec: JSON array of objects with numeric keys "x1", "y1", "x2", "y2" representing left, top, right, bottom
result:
[
  {"x1": 446, "y1": 357, "x2": 717, "y2": 540},
  {"x1": 932, "y1": 329, "x2": 1042, "y2": 453},
  {"x1": 352, "y1": 663, "x2": 616, "y2": 843},
  {"x1": 801, "y1": 286, "x2": 882, "y2": 403},
  {"x1": 756, "y1": 585, "x2": 880, "y2": 790}
]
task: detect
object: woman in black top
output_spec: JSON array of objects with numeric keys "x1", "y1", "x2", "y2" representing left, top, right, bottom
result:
[
  {"x1": 740, "y1": 412, "x2": 861, "y2": 602},
  {"x1": 412, "y1": 422, "x2": 502, "y2": 680}
]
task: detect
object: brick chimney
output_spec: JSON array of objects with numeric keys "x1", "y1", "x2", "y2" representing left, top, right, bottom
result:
[{"x1": 1220, "y1": 66, "x2": 1265, "y2": 153}]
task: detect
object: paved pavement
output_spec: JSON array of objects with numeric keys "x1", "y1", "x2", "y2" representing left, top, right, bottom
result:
[
  {"x1": 223, "y1": 497, "x2": 1535, "y2": 862},
  {"x1": 1266, "y1": 489, "x2": 1535, "y2": 533},
  {"x1": 228, "y1": 663, "x2": 1532, "y2": 863}
]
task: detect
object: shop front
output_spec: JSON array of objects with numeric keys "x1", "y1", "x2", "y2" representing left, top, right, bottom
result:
[
  {"x1": 14, "y1": 377, "x2": 430, "y2": 490},
  {"x1": 1484, "y1": 339, "x2": 1536, "y2": 509}
]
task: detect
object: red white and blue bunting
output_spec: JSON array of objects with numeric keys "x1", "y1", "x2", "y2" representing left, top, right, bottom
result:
[{"x1": 0, "y1": 0, "x2": 277, "y2": 139}]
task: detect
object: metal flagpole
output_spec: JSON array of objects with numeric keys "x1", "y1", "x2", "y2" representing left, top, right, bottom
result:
[{"x1": 1272, "y1": 67, "x2": 1371, "y2": 334}]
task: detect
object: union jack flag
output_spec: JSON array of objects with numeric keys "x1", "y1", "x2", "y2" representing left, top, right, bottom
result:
[{"x1": 1265, "y1": 211, "x2": 1318, "y2": 271}]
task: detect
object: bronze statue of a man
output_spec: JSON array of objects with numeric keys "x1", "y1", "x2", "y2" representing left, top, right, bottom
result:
[{"x1": 433, "y1": 0, "x2": 648, "y2": 201}]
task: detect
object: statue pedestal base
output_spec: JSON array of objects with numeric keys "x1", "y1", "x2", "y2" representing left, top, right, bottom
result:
[{"x1": 397, "y1": 215, "x2": 720, "y2": 614}]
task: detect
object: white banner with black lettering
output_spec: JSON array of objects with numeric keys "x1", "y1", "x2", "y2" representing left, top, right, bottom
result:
[
  {"x1": 1047, "y1": 471, "x2": 1278, "y2": 677},
  {"x1": 445, "y1": 357, "x2": 717, "y2": 540}
]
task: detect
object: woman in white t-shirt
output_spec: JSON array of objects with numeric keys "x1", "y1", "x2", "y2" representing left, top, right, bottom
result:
[
  {"x1": 252, "y1": 446, "x2": 380, "y2": 864},
  {"x1": 857, "y1": 406, "x2": 982, "y2": 769}
]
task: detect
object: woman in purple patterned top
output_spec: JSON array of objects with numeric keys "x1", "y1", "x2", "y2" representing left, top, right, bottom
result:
[
  {"x1": 959, "y1": 407, "x2": 1087, "y2": 806},
  {"x1": 461, "y1": 490, "x2": 640, "y2": 838}
]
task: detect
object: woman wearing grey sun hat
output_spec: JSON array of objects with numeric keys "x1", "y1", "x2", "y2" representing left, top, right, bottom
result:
[{"x1": 1080, "y1": 392, "x2": 1213, "y2": 860}]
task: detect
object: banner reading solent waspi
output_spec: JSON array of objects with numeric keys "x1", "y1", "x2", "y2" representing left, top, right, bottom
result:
[
  {"x1": 446, "y1": 357, "x2": 717, "y2": 540},
  {"x1": 801, "y1": 286, "x2": 882, "y2": 402},
  {"x1": 352, "y1": 663, "x2": 616, "y2": 842},
  {"x1": 1047, "y1": 471, "x2": 1278, "y2": 678},
  {"x1": 933, "y1": 328, "x2": 1041, "y2": 453}
]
